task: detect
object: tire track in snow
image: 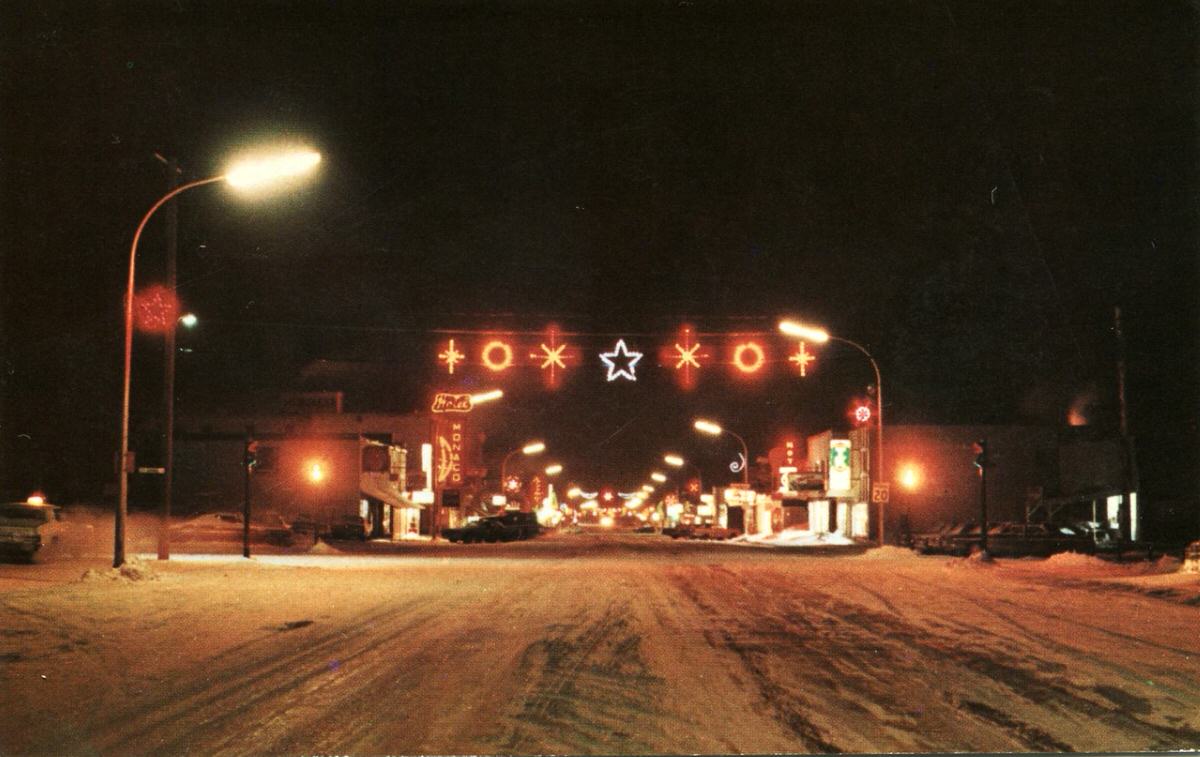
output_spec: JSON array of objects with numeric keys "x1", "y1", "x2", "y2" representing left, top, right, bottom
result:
[
  {"x1": 499, "y1": 599, "x2": 668, "y2": 754},
  {"x1": 85, "y1": 596, "x2": 434, "y2": 754}
]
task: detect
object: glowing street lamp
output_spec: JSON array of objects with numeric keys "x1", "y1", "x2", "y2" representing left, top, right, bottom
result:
[
  {"x1": 178, "y1": 312, "x2": 198, "y2": 329},
  {"x1": 650, "y1": 472, "x2": 667, "y2": 483},
  {"x1": 641, "y1": 484, "x2": 655, "y2": 493},
  {"x1": 544, "y1": 463, "x2": 563, "y2": 477},
  {"x1": 468, "y1": 388, "x2": 504, "y2": 406},
  {"x1": 307, "y1": 460, "x2": 327, "y2": 484},
  {"x1": 779, "y1": 318, "x2": 886, "y2": 545},
  {"x1": 693, "y1": 418, "x2": 750, "y2": 486},
  {"x1": 566, "y1": 486, "x2": 582, "y2": 499},
  {"x1": 899, "y1": 463, "x2": 922, "y2": 491},
  {"x1": 115, "y1": 147, "x2": 322, "y2": 567}
]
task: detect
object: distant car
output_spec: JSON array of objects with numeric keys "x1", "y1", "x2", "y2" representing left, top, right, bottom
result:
[
  {"x1": 0, "y1": 500, "x2": 63, "y2": 562},
  {"x1": 442, "y1": 517, "x2": 508, "y2": 544},
  {"x1": 633, "y1": 524, "x2": 658, "y2": 534},
  {"x1": 170, "y1": 512, "x2": 294, "y2": 546}
]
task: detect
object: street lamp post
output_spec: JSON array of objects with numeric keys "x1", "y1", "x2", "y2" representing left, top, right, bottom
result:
[
  {"x1": 779, "y1": 319, "x2": 886, "y2": 545},
  {"x1": 693, "y1": 419, "x2": 750, "y2": 486},
  {"x1": 499, "y1": 441, "x2": 546, "y2": 490},
  {"x1": 115, "y1": 149, "x2": 321, "y2": 567}
]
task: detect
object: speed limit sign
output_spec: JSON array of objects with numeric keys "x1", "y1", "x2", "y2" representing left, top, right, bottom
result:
[{"x1": 871, "y1": 482, "x2": 890, "y2": 504}]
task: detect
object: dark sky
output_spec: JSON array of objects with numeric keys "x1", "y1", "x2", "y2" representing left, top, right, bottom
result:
[{"x1": 2, "y1": 0, "x2": 1197, "y2": 501}]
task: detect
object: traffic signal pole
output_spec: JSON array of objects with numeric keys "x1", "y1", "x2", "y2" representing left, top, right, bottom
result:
[
  {"x1": 243, "y1": 432, "x2": 254, "y2": 558},
  {"x1": 975, "y1": 438, "x2": 990, "y2": 558}
]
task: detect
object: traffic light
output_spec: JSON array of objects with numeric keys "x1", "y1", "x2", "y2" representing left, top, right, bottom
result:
[
  {"x1": 244, "y1": 440, "x2": 259, "y2": 470},
  {"x1": 973, "y1": 439, "x2": 989, "y2": 473}
]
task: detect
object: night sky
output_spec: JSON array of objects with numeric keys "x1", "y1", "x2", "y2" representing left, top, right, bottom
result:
[{"x1": 2, "y1": 1, "x2": 1197, "y2": 504}]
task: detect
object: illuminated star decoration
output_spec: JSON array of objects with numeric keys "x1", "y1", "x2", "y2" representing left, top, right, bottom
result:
[
  {"x1": 438, "y1": 339, "x2": 465, "y2": 375},
  {"x1": 599, "y1": 339, "x2": 643, "y2": 382},
  {"x1": 788, "y1": 341, "x2": 815, "y2": 377}
]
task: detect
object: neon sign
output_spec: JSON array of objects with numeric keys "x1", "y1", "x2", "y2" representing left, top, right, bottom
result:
[{"x1": 431, "y1": 393, "x2": 472, "y2": 413}]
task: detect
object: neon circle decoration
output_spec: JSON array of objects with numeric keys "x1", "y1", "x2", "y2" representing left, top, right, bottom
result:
[
  {"x1": 481, "y1": 340, "x2": 515, "y2": 372},
  {"x1": 732, "y1": 342, "x2": 766, "y2": 373}
]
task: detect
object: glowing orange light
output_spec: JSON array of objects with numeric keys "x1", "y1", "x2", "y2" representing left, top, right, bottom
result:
[
  {"x1": 438, "y1": 339, "x2": 465, "y2": 375},
  {"x1": 26, "y1": 495, "x2": 45, "y2": 505},
  {"x1": 788, "y1": 341, "x2": 816, "y2": 377},
  {"x1": 307, "y1": 461, "x2": 326, "y2": 483},
  {"x1": 899, "y1": 464, "x2": 922, "y2": 491},
  {"x1": 732, "y1": 342, "x2": 766, "y2": 373},
  {"x1": 481, "y1": 340, "x2": 514, "y2": 372}
]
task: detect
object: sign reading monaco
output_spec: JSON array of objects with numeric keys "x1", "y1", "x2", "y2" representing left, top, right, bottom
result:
[{"x1": 431, "y1": 393, "x2": 473, "y2": 413}]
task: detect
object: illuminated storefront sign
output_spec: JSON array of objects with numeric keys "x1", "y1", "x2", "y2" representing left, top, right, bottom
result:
[
  {"x1": 431, "y1": 393, "x2": 473, "y2": 413},
  {"x1": 828, "y1": 439, "x2": 852, "y2": 494},
  {"x1": 436, "y1": 420, "x2": 466, "y2": 487}
]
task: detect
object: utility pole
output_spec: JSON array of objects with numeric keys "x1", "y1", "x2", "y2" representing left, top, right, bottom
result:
[
  {"x1": 1114, "y1": 306, "x2": 1139, "y2": 541},
  {"x1": 157, "y1": 155, "x2": 181, "y2": 560}
]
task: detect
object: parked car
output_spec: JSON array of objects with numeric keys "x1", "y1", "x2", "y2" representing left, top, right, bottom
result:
[
  {"x1": 494, "y1": 510, "x2": 541, "y2": 540},
  {"x1": 170, "y1": 512, "x2": 294, "y2": 546},
  {"x1": 443, "y1": 517, "x2": 508, "y2": 544},
  {"x1": 0, "y1": 499, "x2": 63, "y2": 562},
  {"x1": 983, "y1": 522, "x2": 1095, "y2": 557},
  {"x1": 912, "y1": 520, "x2": 1099, "y2": 557},
  {"x1": 329, "y1": 515, "x2": 369, "y2": 541}
]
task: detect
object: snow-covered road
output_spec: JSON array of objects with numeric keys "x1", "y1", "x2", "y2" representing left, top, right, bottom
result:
[{"x1": 1, "y1": 533, "x2": 1197, "y2": 754}]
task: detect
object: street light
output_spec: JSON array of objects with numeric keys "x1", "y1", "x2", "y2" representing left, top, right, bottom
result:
[
  {"x1": 499, "y1": 440, "x2": 546, "y2": 484},
  {"x1": 544, "y1": 463, "x2": 563, "y2": 477},
  {"x1": 650, "y1": 471, "x2": 667, "y2": 483},
  {"x1": 693, "y1": 418, "x2": 749, "y2": 486},
  {"x1": 779, "y1": 318, "x2": 886, "y2": 545},
  {"x1": 115, "y1": 147, "x2": 322, "y2": 567}
]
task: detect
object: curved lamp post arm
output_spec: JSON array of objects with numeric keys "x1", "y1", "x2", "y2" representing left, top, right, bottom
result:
[
  {"x1": 831, "y1": 335, "x2": 885, "y2": 544},
  {"x1": 116, "y1": 175, "x2": 224, "y2": 568},
  {"x1": 499, "y1": 448, "x2": 519, "y2": 487},
  {"x1": 724, "y1": 429, "x2": 750, "y2": 486}
]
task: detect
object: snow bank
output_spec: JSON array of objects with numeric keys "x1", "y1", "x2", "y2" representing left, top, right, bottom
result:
[
  {"x1": 853, "y1": 545, "x2": 923, "y2": 561},
  {"x1": 80, "y1": 556, "x2": 158, "y2": 583},
  {"x1": 735, "y1": 528, "x2": 855, "y2": 547}
]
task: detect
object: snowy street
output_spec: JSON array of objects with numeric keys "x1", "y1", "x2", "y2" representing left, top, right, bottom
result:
[{"x1": 2, "y1": 533, "x2": 1198, "y2": 755}]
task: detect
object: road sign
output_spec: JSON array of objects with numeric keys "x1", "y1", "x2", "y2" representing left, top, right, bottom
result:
[{"x1": 871, "y1": 482, "x2": 890, "y2": 504}]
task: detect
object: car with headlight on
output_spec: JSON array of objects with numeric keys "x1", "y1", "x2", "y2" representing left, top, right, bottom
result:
[{"x1": 0, "y1": 497, "x2": 64, "y2": 562}]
